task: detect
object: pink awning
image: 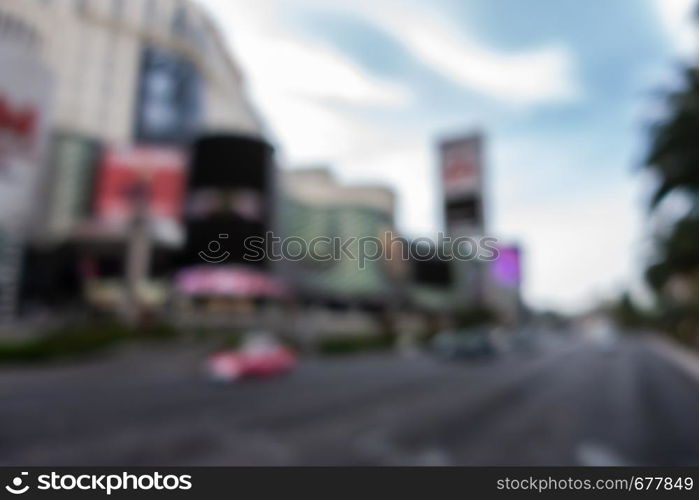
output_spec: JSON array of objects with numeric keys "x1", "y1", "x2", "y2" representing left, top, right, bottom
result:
[{"x1": 175, "y1": 266, "x2": 290, "y2": 298}]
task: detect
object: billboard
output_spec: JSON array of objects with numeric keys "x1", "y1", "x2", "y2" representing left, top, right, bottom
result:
[
  {"x1": 182, "y1": 135, "x2": 274, "y2": 268},
  {"x1": 441, "y1": 134, "x2": 482, "y2": 199},
  {"x1": 0, "y1": 44, "x2": 52, "y2": 233},
  {"x1": 487, "y1": 244, "x2": 523, "y2": 325},
  {"x1": 134, "y1": 46, "x2": 202, "y2": 145},
  {"x1": 93, "y1": 146, "x2": 186, "y2": 225},
  {"x1": 491, "y1": 245, "x2": 521, "y2": 289}
]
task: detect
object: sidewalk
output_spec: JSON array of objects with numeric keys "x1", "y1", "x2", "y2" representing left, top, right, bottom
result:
[{"x1": 645, "y1": 333, "x2": 699, "y2": 383}]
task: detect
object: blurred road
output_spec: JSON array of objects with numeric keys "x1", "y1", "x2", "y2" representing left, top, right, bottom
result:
[{"x1": 2, "y1": 333, "x2": 699, "y2": 466}]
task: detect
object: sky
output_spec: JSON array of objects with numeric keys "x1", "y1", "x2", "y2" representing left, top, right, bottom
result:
[{"x1": 198, "y1": 0, "x2": 697, "y2": 313}]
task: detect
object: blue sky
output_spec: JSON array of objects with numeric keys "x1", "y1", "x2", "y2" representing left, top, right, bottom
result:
[{"x1": 199, "y1": 0, "x2": 697, "y2": 312}]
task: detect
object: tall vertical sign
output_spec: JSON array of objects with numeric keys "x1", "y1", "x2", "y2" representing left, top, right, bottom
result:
[{"x1": 439, "y1": 133, "x2": 487, "y2": 306}]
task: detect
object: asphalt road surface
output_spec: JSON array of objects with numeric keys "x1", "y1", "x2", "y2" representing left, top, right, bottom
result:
[{"x1": 2, "y1": 333, "x2": 699, "y2": 465}]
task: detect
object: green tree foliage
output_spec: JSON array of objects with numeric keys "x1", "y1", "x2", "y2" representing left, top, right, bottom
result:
[
  {"x1": 646, "y1": 68, "x2": 699, "y2": 208},
  {"x1": 644, "y1": 59, "x2": 699, "y2": 342}
]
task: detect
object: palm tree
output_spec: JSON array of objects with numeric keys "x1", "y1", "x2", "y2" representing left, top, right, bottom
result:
[
  {"x1": 644, "y1": 60, "x2": 699, "y2": 343},
  {"x1": 646, "y1": 67, "x2": 699, "y2": 209}
]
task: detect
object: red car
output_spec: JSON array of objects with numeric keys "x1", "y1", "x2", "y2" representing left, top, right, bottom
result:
[{"x1": 207, "y1": 336, "x2": 297, "y2": 382}]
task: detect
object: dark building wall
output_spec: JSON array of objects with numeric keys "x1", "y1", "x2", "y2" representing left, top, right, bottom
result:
[{"x1": 19, "y1": 244, "x2": 83, "y2": 310}]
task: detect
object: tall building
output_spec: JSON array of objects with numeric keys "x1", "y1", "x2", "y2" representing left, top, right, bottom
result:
[
  {"x1": 0, "y1": 0, "x2": 264, "y2": 241},
  {"x1": 0, "y1": 0, "x2": 261, "y2": 145},
  {"x1": 0, "y1": 0, "x2": 269, "y2": 313},
  {"x1": 0, "y1": 6, "x2": 52, "y2": 322}
]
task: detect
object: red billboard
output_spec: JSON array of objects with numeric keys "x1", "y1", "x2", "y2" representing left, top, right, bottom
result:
[{"x1": 94, "y1": 146, "x2": 186, "y2": 224}]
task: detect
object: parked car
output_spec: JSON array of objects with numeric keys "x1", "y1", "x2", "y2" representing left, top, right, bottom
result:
[
  {"x1": 206, "y1": 333, "x2": 297, "y2": 382},
  {"x1": 431, "y1": 328, "x2": 498, "y2": 360}
]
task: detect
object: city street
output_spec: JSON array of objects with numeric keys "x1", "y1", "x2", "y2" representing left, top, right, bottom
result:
[{"x1": 1, "y1": 334, "x2": 699, "y2": 466}]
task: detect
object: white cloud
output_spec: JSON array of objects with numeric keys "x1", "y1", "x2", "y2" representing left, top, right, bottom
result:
[
  {"x1": 198, "y1": 0, "x2": 410, "y2": 108},
  {"x1": 251, "y1": 37, "x2": 411, "y2": 107},
  {"x1": 360, "y1": 4, "x2": 581, "y2": 106},
  {"x1": 651, "y1": 0, "x2": 698, "y2": 59},
  {"x1": 252, "y1": 92, "x2": 407, "y2": 164},
  {"x1": 283, "y1": 0, "x2": 580, "y2": 105}
]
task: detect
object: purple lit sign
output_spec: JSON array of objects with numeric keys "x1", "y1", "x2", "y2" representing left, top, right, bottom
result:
[{"x1": 491, "y1": 245, "x2": 521, "y2": 288}]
